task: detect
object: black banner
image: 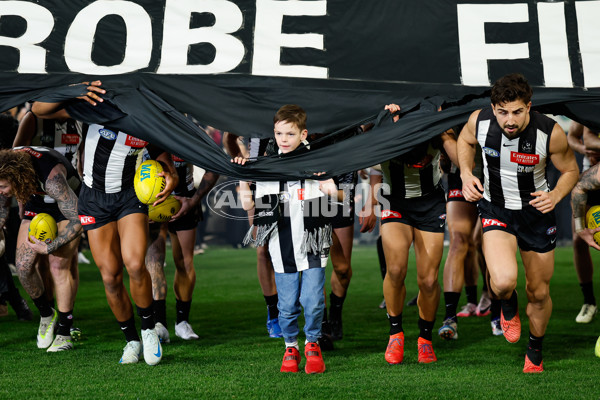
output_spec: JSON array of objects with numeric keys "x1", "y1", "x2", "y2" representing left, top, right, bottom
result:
[{"x1": 0, "y1": 1, "x2": 599, "y2": 179}]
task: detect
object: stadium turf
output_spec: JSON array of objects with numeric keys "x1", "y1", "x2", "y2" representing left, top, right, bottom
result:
[{"x1": 0, "y1": 246, "x2": 599, "y2": 399}]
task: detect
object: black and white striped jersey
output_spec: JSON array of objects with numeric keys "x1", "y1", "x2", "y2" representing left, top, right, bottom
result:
[
  {"x1": 32, "y1": 118, "x2": 84, "y2": 170},
  {"x1": 264, "y1": 181, "x2": 329, "y2": 273},
  {"x1": 380, "y1": 139, "x2": 443, "y2": 199},
  {"x1": 13, "y1": 146, "x2": 81, "y2": 197},
  {"x1": 476, "y1": 107, "x2": 555, "y2": 210},
  {"x1": 82, "y1": 124, "x2": 148, "y2": 193},
  {"x1": 171, "y1": 155, "x2": 194, "y2": 197}
]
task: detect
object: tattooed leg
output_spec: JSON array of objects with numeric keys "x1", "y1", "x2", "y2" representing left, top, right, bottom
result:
[
  {"x1": 15, "y1": 221, "x2": 44, "y2": 299},
  {"x1": 146, "y1": 223, "x2": 168, "y2": 301}
]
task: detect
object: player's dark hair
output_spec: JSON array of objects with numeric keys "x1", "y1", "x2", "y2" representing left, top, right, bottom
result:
[
  {"x1": 0, "y1": 149, "x2": 37, "y2": 203},
  {"x1": 490, "y1": 73, "x2": 533, "y2": 106},
  {"x1": 274, "y1": 104, "x2": 307, "y2": 131}
]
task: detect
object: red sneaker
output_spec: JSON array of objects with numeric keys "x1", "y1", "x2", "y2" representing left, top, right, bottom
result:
[
  {"x1": 500, "y1": 309, "x2": 521, "y2": 343},
  {"x1": 280, "y1": 347, "x2": 301, "y2": 373},
  {"x1": 304, "y1": 342, "x2": 325, "y2": 374},
  {"x1": 385, "y1": 332, "x2": 404, "y2": 365},
  {"x1": 523, "y1": 354, "x2": 543, "y2": 373},
  {"x1": 417, "y1": 337, "x2": 437, "y2": 364}
]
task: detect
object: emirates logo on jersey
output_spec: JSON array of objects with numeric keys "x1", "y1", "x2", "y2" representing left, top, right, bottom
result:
[
  {"x1": 61, "y1": 133, "x2": 80, "y2": 145},
  {"x1": 510, "y1": 152, "x2": 539, "y2": 165},
  {"x1": 482, "y1": 218, "x2": 507, "y2": 228},
  {"x1": 125, "y1": 136, "x2": 148, "y2": 148},
  {"x1": 448, "y1": 189, "x2": 463, "y2": 198},
  {"x1": 381, "y1": 210, "x2": 402, "y2": 219}
]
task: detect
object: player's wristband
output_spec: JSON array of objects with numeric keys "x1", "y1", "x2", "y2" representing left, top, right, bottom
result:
[{"x1": 574, "y1": 217, "x2": 585, "y2": 234}]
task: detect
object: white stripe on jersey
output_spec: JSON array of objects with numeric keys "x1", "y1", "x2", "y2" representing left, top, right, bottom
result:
[
  {"x1": 478, "y1": 120, "x2": 492, "y2": 203},
  {"x1": 478, "y1": 120, "x2": 548, "y2": 210},
  {"x1": 83, "y1": 124, "x2": 144, "y2": 193},
  {"x1": 267, "y1": 181, "x2": 328, "y2": 273},
  {"x1": 82, "y1": 126, "x2": 101, "y2": 190},
  {"x1": 534, "y1": 129, "x2": 549, "y2": 193}
]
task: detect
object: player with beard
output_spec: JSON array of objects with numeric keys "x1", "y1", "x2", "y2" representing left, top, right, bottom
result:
[{"x1": 458, "y1": 73, "x2": 579, "y2": 372}]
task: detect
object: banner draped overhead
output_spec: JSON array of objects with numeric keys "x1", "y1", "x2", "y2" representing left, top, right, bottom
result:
[{"x1": 0, "y1": 0, "x2": 600, "y2": 179}]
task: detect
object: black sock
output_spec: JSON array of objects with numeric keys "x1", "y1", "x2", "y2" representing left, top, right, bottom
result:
[
  {"x1": 465, "y1": 285, "x2": 477, "y2": 304},
  {"x1": 118, "y1": 316, "x2": 140, "y2": 342},
  {"x1": 153, "y1": 299, "x2": 167, "y2": 327},
  {"x1": 322, "y1": 306, "x2": 329, "y2": 324},
  {"x1": 580, "y1": 282, "x2": 596, "y2": 305},
  {"x1": 32, "y1": 293, "x2": 53, "y2": 318},
  {"x1": 501, "y1": 290, "x2": 518, "y2": 320},
  {"x1": 329, "y1": 292, "x2": 345, "y2": 320},
  {"x1": 264, "y1": 294, "x2": 279, "y2": 320},
  {"x1": 388, "y1": 313, "x2": 403, "y2": 335},
  {"x1": 490, "y1": 298, "x2": 501, "y2": 320},
  {"x1": 526, "y1": 332, "x2": 544, "y2": 365},
  {"x1": 56, "y1": 309, "x2": 73, "y2": 336},
  {"x1": 443, "y1": 292, "x2": 460, "y2": 321},
  {"x1": 418, "y1": 318, "x2": 435, "y2": 341},
  {"x1": 377, "y1": 236, "x2": 387, "y2": 280},
  {"x1": 176, "y1": 299, "x2": 192, "y2": 324},
  {"x1": 136, "y1": 304, "x2": 155, "y2": 331}
]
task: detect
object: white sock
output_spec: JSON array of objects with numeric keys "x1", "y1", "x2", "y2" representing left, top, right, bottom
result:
[{"x1": 285, "y1": 340, "x2": 299, "y2": 350}]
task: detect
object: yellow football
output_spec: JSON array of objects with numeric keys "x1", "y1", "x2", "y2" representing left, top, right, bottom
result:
[
  {"x1": 586, "y1": 205, "x2": 600, "y2": 245},
  {"x1": 148, "y1": 196, "x2": 182, "y2": 223},
  {"x1": 29, "y1": 213, "x2": 58, "y2": 244},
  {"x1": 134, "y1": 160, "x2": 166, "y2": 205}
]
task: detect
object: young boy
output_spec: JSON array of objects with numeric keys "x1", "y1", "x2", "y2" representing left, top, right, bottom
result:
[{"x1": 232, "y1": 104, "x2": 340, "y2": 374}]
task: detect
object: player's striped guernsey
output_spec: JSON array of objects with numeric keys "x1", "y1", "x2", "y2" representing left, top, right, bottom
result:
[
  {"x1": 380, "y1": 139, "x2": 443, "y2": 199},
  {"x1": 83, "y1": 124, "x2": 148, "y2": 193},
  {"x1": 476, "y1": 107, "x2": 554, "y2": 210},
  {"x1": 32, "y1": 118, "x2": 84, "y2": 170},
  {"x1": 171, "y1": 155, "x2": 195, "y2": 197},
  {"x1": 13, "y1": 146, "x2": 81, "y2": 197},
  {"x1": 259, "y1": 180, "x2": 329, "y2": 273}
]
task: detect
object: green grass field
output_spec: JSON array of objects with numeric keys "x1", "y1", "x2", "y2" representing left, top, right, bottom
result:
[{"x1": 1, "y1": 245, "x2": 599, "y2": 399}]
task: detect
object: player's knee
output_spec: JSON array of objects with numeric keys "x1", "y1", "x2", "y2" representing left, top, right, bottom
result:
[
  {"x1": 101, "y1": 272, "x2": 122, "y2": 291},
  {"x1": 385, "y1": 265, "x2": 407, "y2": 283},
  {"x1": 448, "y1": 231, "x2": 470, "y2": 253},
  {"x1": 492, "y1": 277, "x2": 517, "y2": 297},
  {"x1": 417, "y1": 275, "x2": 439, "y2": 293},
  {"x1": 526, "y1": 283, "x2": 550, "y2": 304},
  {"x1": 334, "y1": 264, "x2": 352, "y2": 281}
]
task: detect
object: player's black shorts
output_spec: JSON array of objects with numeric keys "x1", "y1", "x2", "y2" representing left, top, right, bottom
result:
[
  {"x1": 77, "y1": 185, "x2": 147, "y2": 231},
  {"x1": 380, "y1": 187, "x2": 446, "y2": 233},
  {"x1": 477, "y1": 198, "x2": 556, "y2": 253},
  {"x1": 446, "y1": 172, "x2": 467, "y2": 203},
  {"x1": 167, "y1": 205, "x2": 201, "y2": 233},
  {"x1": 23, "y1": 196, "x2": 67, "y2": 223},
  {"x1": 331, "y1": 201, "x2": 355, "y2": 229}
]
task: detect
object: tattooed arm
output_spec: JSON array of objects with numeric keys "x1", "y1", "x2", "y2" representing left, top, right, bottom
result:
[
  {"x1": 0, "y1": 194, "x2": 10, "y2": 231},
  {"x1": 27, "y1": 165, "x2": 82, "y2": 254},
  {"x1": 571, "y1": 163, "x2": 600, "y2": 250}
]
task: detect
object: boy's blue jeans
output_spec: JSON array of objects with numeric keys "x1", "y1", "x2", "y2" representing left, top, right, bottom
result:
[{"x1": 274, "y1": 267, "x2": 325, "y2": 344}]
